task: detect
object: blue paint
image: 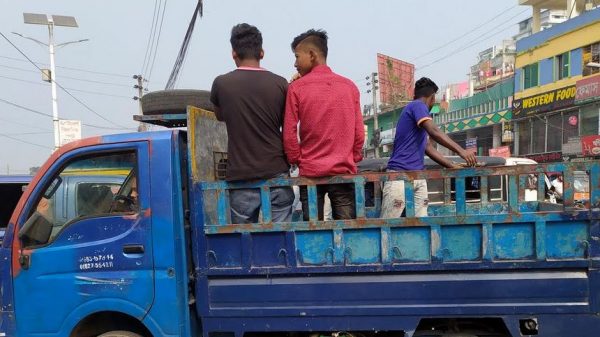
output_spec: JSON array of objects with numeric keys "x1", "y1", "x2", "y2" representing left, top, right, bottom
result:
[
  {"x1": 514, "y1": 68, "x2": 522, "y2": 92},
  {"x1": 441, "y1": 225, "x2": 482, "y2": 261},
  {"x1": 540, "y1": 58, "x2": 554, "y2": 85},
  {"x1": 390, "y1": 227, "x2": 431, "y2": 262},
  {"x1": 5, "y1": 129, "x2": 600, "y2": 337},
  {"x1": 344, "y1": 229, "x2": 381, "y2": 264},
  {"x1": 494, "y1": 223, "x2": 535, "y2": 260},
  {"x1": 295, "y1": 231, "x2": 333, "y2": 265},
  {"x1": 571, "y1": 48, "x2": 583, "y2": 76},
  {"x1": 517, "y1": 7, "x2": 600, "y2": 52},
  {"x1": 546, "y1": 222, "x2": 588, "y2": 259}
]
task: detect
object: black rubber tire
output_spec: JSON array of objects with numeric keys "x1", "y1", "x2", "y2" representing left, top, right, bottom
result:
[
  {"x1": 98, "y1": 331, "x2": 143, "y2": 337},
  {"x1": 141, "y1": 89, "x2": 214, "y2": 115}
]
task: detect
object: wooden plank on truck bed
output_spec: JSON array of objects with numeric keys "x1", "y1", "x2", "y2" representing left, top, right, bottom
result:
[{"x1": 188, "y1": 105, "x2": 229, "y2": 225}]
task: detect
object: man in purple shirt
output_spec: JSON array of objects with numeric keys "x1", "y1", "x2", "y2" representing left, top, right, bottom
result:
[{"x1": 381, "y1": 77, "x2": 477, "y2": 218}]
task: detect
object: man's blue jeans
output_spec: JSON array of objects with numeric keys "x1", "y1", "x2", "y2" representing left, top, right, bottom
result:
[{"x1": 229, "y1": 175, "x2": 294, "y2": 224}]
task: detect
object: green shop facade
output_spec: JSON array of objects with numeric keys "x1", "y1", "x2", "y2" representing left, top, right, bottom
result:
[{"x1": 363, "y1": 78, "x2": 515, "y2": 158}]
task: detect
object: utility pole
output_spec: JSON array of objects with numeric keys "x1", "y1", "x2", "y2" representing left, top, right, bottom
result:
[
  {"x1": 133, "y1": 74, "x2": 148, "y2": 132},
  {"x1": 367, "y1": 72, "x2": 379, "y2": 158},
  {"x1": 18, "y1": 13, "x2": 83, "y2": 152}
]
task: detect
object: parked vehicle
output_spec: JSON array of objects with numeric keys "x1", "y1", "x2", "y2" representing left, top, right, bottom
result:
[
  {"x1": 0, "y1": 175, "x2": 31, "y2": 240},
  {"x1": 2, "y1": 107, "x2": 599, "y2": 337}
]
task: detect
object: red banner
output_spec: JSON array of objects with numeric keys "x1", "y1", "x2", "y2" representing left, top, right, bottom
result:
[
  {"x1": 576, "y1": 74, "x2": 600, "y2": 103},
  {"x1": 489, "y1": 146, "x2": 511, "y2": 158},
  {"x1": 581, "y1": 135, "x2": 600, "y2": 157}
]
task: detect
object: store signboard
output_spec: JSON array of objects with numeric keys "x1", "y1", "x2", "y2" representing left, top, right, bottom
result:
[
  {"x1": 575, "y1": 74, "x2": 600, "y2": 104},
  {"x1": 489, "y1": 146, "x2": 511, "y2": 158},
  {"x1": 512, "y1": 85, "x2": 576, "y2": 117},
  {"x1": 466, "y1": 137, "x2": 477, "y2": 150},
  {"x1": 563, "y1": 136, "x2": 582, "y2": 155},
  {"x1": 581, "y1": 135, "x2": 600, "y2": 157},
  {"x1": 525, "y1": 152, "x2": 564, "y2": 163}
]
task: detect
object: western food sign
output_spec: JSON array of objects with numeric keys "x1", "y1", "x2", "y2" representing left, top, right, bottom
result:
[{"x1": 513, "y1": 85, "x2": 576, "y2": 117}]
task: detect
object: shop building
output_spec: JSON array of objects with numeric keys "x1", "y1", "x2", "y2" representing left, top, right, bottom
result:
[{"x1": 512, "y1": 6, "x2": 600, "y2": 162}]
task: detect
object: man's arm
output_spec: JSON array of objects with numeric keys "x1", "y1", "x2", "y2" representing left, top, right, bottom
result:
[
  {"x1": 425, "y1": 140, "x2": 460, "y2": 168},
  {"x1": 352, "y1": 86, "x2": 365, "y2": 163},
  {"x1": 421, "y1": 119, "x2": 477, "y2": 166},
  {"x1": 283, "y1": 86, "x2": 301, "y2": 165},
  {"x1": 210, "y1": 78, "x2": 223, "y2": 121}
]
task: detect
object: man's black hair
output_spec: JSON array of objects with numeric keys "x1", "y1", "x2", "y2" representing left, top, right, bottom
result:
[
  {"x1": 230, "y1": 23, "x2": 262, "y2": 60},
  {"x1": 291, "y1": 29, "x2": 328, "y2": 58},
  {"x1": 414, "y1": 77, "x2": 439, "y2": 99}
]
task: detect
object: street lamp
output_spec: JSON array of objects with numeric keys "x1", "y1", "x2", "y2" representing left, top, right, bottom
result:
[{"x1": 16, "y1": 13, "x2": 86, "y2": 151}]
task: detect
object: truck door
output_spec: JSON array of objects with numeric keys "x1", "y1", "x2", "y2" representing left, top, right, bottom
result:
[{"x1": 11, "y1": 143, "x2": 154, "y2": 336}]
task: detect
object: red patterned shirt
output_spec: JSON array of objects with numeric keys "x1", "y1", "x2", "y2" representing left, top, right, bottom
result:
[{"x1": 283, "y1": 65, "x2": 364, "y2": 177}]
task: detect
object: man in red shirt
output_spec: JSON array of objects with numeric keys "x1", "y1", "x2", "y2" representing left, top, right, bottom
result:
[{"x1": 283, "y1": 29, "x2": 365, "y2": 220}]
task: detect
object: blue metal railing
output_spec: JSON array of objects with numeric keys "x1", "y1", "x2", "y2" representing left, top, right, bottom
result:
[{"x1": 199, "y1": 161, "x2": 600, "y2": 234}]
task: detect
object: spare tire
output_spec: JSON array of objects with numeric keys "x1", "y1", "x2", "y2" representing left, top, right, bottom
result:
[{"x1": 141, "y1": 89, "x2": 214, "y2": 115}]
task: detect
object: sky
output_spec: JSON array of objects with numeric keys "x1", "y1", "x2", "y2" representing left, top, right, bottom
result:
[{"x1": 0, "y1": 0, "x2": 530, "y2": 174}]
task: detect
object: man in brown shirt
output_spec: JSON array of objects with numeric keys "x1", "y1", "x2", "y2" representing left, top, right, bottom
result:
[{"x1": 210, "y1": 23, "x2": 293, "y2": 223}]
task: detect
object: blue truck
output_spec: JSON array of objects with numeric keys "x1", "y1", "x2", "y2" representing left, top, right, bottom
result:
[{"x1": 1, "y1": 106, "x2": 599, "y2": 337}]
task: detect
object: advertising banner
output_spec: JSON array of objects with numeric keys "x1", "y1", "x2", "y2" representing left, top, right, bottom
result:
[
  {"x1": 489, "y1": 146, "x2": 511, "y2": 158},
  {"x1": 581, "y1": 134, "x2": 600, "y2": 157},
  {"x1": 575, "y1": 74, "x2": 600, "y2": 104}
]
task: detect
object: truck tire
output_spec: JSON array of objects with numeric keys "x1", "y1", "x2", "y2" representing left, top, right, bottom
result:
[
  {"x1": 98, "y1": 331, "x2": 143, "y2": 337},
  {"x1": 141, "y1": 89, "x2": 214, "y2": 115}
]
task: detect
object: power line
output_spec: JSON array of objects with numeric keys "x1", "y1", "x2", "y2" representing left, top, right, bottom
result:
[
  {"x1": 0, "y1": 74, "x2": 132, "y2": 99},
  {"x1": 0, "y1": 54, "x2": 130, "y2": 78},
  {"x1": 0, "y1": 132, "x2": 53, "y2": 149},
  {"x1": 146, "y1": 0, "x2": 168, "y2": 85},
  {"x1": 0, "y1": 63, "x2": 132, "y2": 87},
  {"x1": 141, "y1": 0, "x2": 160, "y2": 75},
  {"x1": 412, "y1": 4, "x2": 519, "y2": 62},
  {"x1": 0, "y1": 31, "x2": 130, "y2": 129},
  {"x1": 0, "y1": 97, "x2": 133, "y2": 131},
  {"x1": 165, "y1": 0, "x2": 203, "y2": 89},
  {"x1": 416, "y1": 9, "x2": 529, "y2": 72},
  {"x1": 61, "y1": 87, "x2": 131, "y2": 99},
  {"x1": 0, "y1": 115, "x2": 50, "y2": 131}
]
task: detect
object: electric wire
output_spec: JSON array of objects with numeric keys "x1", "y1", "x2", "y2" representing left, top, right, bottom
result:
[
  {"x1": 165, "y1": 0, "x2": 203, "y2": 89},
  {"x1": 0, "y1": 31, "x2": 130, "y2": 128},
  {"x1": 0, "y1": 132, "x2": 53, "y2": 149},
  {"x1": 417, "y1": 9, "x2": 529, "y2": 71},
  {"x1": 0, "y1": 54, "x2": 130, "y2": 78},
  {"x1": 0, "y1": 97, "x2": 133, "y2": 131},
  {"x1": 141, "y1": 0, "x2": 160, "y2": 75},
  {"x1": 146, "y1": 0, "x2": 168, "y2": 85},
  {"x1": 0, "y1": 64, "x2": 132, "y2": 87},
  {"x1": 412, "y1": 4, "x2": 519, "y2": 61}
]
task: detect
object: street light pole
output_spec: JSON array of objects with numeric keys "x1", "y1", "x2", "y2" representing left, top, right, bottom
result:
[
  {"x1": 47, "y1": 19, "x2": 60, "y2": 151},
  {"x1": 20, "y1": 13, "x2": 82, "y2": 151}
]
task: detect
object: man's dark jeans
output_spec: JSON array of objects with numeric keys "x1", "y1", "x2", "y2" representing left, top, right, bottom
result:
[
  {"x1": 229, "y1": 174, "x2": 294, "y2": 224},
  {"x1": 299, "y1": 183, "x2": 356, "y2": 220}
]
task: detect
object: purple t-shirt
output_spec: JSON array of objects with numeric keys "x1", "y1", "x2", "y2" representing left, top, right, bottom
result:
[{"x1": 387, "y1": 100, "x2": 432, "y2": 171}]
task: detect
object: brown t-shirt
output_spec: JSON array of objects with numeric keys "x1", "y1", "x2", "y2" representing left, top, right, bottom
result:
[{"x1": 210, "y1": 68, "x2": 289, "y2": 181}]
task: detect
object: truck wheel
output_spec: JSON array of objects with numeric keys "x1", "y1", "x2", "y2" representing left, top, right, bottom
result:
[
  {"x1": 141, "y1": 89, "x2": 213, "y2": 115},
  {"x1": 98, "y1": 331, "x2": 143, "y2": 337}
]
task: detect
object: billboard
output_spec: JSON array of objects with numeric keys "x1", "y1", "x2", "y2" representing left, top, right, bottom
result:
[{"x1": 377, "y1": 53, "x2": 414, "y2": 106}]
